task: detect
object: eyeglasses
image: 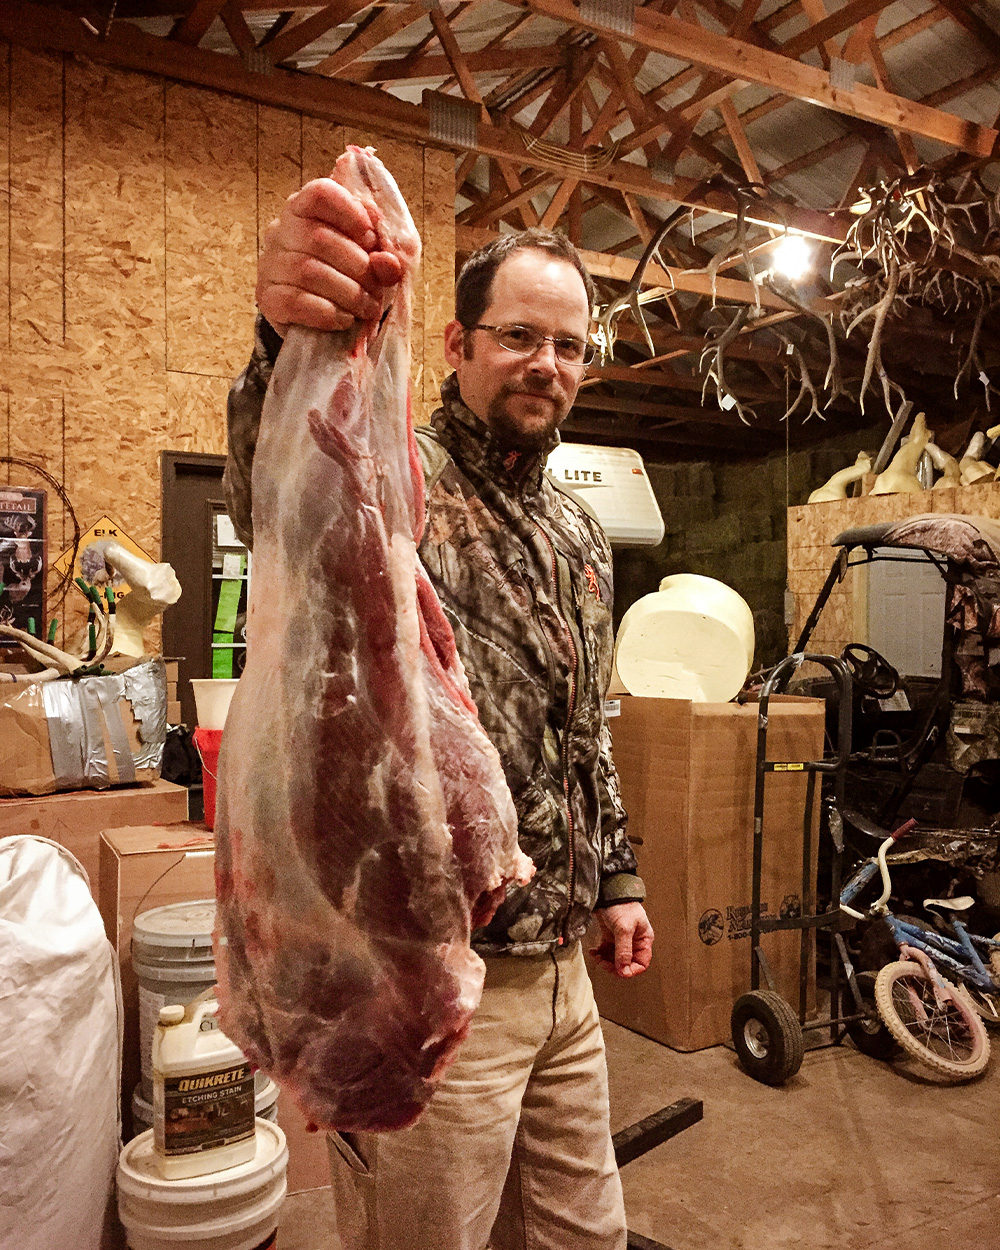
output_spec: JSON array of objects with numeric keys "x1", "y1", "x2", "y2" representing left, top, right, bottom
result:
[{"x1": 469, "y1": 323, "x2": 596, "y2": 367}]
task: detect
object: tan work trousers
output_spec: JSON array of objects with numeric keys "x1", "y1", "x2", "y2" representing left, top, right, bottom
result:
[{"x1": 326, "y1": 942, "x2": 626, "y2": 1250}]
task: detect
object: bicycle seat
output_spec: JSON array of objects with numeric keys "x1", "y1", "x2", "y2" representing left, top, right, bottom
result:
[{"x1": 923, "y1": 896, "x2": 976, "y2": 912}]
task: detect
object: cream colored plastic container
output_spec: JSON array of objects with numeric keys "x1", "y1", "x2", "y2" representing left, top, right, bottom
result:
[
  {"x1": 614, "y1": 574, "x2": 755, "y2": 702},
  {"x1": 190, "y1": 678, "x2": 239, "y2": 730},
  {"x1": 152, "y1": 999, "x2": 257, "y2": 1180}
]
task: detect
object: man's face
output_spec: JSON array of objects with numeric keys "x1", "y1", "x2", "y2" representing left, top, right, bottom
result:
[{"x1": 443, "y1": 250, "x2": 591, "y2": 453}]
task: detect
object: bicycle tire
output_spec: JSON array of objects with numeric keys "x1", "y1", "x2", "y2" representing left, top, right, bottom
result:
[
  {"x1": 731, "y1": 990, "x2": 804, "y2": 1085},
  {"x1": 956, "y1": 981, "x2": 1000, "y2": 1031},
  {"x1": 874, "y1": 961, "x2": 990, "y2": 1079},
  {"x1": 837, "y1": 971, "x2": 900, "y2": 1060}
]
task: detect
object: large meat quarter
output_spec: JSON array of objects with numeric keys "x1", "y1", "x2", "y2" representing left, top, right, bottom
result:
[{"x1": 214, "y1": 147, "x2": 529, "y2": 1133}]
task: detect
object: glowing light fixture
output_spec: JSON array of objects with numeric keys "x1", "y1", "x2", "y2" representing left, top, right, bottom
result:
[{"x1": 771, "y1": 234, "x2": 813, "y2": 281}]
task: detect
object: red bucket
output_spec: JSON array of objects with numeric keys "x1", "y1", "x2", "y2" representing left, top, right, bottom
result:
[{"x1": 193, "y1": 728, "x2": 224, "y2": 830}]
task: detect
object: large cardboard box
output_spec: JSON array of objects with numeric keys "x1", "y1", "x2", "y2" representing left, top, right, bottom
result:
[
  {"x1": 592, "y1": 695, "x2": 825, "y2": 1051},
  {"x1": 0, "y1": 777, "x2": 188, "y2": 896},
  {"x1": 98, "y1": 824, "x2": 330, "y2": 1195}
]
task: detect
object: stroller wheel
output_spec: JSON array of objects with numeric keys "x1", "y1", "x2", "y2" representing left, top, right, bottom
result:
[{"x1": 731, "y1": 991, "x2": 804, "y2": 1085}]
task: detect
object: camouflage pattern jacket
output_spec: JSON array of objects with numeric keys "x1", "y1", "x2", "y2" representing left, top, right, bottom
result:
[{"x1": 225, "y1": 318, "x2": 644, "y2": 956}]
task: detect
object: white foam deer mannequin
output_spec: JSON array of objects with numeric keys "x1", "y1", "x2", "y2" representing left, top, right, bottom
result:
[
  {"x1": 925, "y1": 442, "x2": 962, "y2": 490},
  {"x1": 870, "y1": 412, "x2": 930, "y2": 495},
  {"x1": 102, "y1": 542, "x2": 182, "y2": 657},
  {"x1": 807, "y1": 451, "x2": 872, "y2": 503},
  {"x1": 959, "y1": 431, "x2": 994, "y2": 485}
]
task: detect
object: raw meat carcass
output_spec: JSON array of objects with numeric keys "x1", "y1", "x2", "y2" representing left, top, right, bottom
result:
[{"x1": 214, "y1": 147, "x2": 530, "y2": 1133}]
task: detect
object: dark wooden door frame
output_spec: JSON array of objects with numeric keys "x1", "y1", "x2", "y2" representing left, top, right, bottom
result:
[{"x1": 161, "y1": 450, "x2": 229, "y2": 731}]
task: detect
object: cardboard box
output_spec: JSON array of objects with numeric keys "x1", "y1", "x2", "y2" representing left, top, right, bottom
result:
[
  {"x1": 0, "y1": 777, "x2": 188, "y2": 895},
  {"x1": 167, "y1": 701, "x2": 182, "y2": 724},
  {"x1": 99, "y1": 823, "x2": 330, "y2": 1194},
  {"x1": 591, "y1": 695, "x2": 825, "y2": 1051},
  {"x1": 0, "y1": 657, "x2": 168, "y2": 795}
]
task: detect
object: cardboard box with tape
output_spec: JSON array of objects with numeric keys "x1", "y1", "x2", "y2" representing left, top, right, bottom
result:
[{"x1": 591, "y1": 694, "x2": 825, "y2": 1051}]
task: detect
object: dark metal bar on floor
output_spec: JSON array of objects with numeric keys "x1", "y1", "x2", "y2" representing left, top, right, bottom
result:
[
  {"x1": 612, "y1": 1096, "x2": 704, "y2": 1168},
  {"x1": 627, "y1": 1232, "x2": 678, "y2": 1250},
  {"x1": 615, "y1": 1097, "x2": 704, "y2": 1250}
]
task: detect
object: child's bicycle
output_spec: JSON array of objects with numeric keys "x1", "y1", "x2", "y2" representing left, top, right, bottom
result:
[{"x1": 839, "y1": 819, "x2": 998, "y2": 1080}]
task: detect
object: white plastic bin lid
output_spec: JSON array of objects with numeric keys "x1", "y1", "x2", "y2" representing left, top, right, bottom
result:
[{"x1": 614, "y1": 575, "x2": 755, "y2": 702}]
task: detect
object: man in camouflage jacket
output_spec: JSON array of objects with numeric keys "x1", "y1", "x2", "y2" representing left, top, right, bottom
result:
[{"x1": 227, "y1": 202, "x2": 653, "y2": 1250}]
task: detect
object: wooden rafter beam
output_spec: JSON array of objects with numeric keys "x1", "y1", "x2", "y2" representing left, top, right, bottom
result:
[
  {"x1": 312, "y1": 2, "x2": 428, "y2": 76},
  {"x1": 219, "y1": 0, "x2": 256, "y2": 56},
  {"x1": 171, "y1": 0, "x2": 229, "y2": 45},
  {"x1": 263, "y1": 0, "x2": 365, "y2": 65},
  {"x1": 346, "y1": 46, "x2": 561, "y2": 83},
  {"x1": 0, "y1": 0, "x2": 850, "y2": 242},
  {"x1": 527, "y1": 0, "x2": 1000, "y2": 158},
  {"x1": 779, "y1": 0, "x2": 897, "y2": 58}
]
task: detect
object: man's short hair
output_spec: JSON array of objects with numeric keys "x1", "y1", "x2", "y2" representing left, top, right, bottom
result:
[{"x1": 455, "y1": 229, "x2": 596, "y2": 328}]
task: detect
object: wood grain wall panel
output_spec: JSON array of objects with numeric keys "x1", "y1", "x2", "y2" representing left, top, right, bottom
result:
[
  {"x1": 0, "y1": 43, "x2": 10, "y2": 353},
  {"x1": 64, "y1": 60, "x2": 165, "y2": 368},
  {"x1": 301, "y1": 117, "x2": 344, "y2": 183},
  {"x1": 421, "y1": 146, "x2": 454, "y2": 421},
  {"x1": 165, "y1": 85, "x2": 256, "y2": 378},
  {"x1": 4, "y1": 57, "x2": 455, "y2": 662},
  {"x1": 9, "y1": 46, "x2": 63, "y2": 352},
  {"x1": 257, "y1": 105, "x2": 301, "y2": 251},
  {"x1": 166, "y1": 371, "x2": 230, "y2": 457}
]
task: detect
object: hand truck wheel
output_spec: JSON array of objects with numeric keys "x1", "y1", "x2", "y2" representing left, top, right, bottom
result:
[{"x1": 731, "y1": 990, "x2": 804, "y2": 1085}]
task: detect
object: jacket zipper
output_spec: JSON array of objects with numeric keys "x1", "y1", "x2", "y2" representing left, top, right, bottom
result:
[{"x1": 529, "y1": 507, "x2": 579, "y2": 945}]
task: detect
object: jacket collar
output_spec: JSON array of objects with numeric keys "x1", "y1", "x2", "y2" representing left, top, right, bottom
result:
[{"x1": 430, "y1": 374, "x2": 559, "y2": 495}]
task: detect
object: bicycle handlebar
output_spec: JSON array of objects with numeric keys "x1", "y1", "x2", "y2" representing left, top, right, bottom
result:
[{"x1": 839, "y1": 818, "x2": 918, "y2": 920}]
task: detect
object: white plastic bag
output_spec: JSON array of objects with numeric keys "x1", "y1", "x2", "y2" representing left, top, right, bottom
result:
[{"x1": 0, "y1": 837, "x2": 122, "y2": 1250}]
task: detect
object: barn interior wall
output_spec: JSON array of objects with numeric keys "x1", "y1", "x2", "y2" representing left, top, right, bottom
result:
[
  {"x1": 0, "y1": 42, "x2": 454, "y2": 645},
  {"x1": 612, "y1": 420, "x2": 918, "y2": 668}
]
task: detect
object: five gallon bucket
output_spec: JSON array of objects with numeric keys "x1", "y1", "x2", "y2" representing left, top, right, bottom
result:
[
  {"x1": 117, "y1": 1119, "x2": 287, "y2": 1250},
  {"x1": 132, "y1": 901, "x2": 217, "y2": 1102},
  {"x1": 192, "y1": 728, "x2": 224, "y2": 830}
]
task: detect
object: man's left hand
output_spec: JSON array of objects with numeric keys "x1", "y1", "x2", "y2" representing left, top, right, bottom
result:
[{"x1": 589, "y1": 902, "x2": 654, "y2": 978}]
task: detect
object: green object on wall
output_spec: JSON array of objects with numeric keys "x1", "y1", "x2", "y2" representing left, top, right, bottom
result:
[{"x1": 213, "y1": 554, "x2": 245, "y2": 678}]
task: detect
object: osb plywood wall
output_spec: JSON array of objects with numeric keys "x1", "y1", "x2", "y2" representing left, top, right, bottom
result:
[
  {"x1": 0, "y1": 43, "x2": 455, "y2": 645},
  {"x1": 787, "y1": 480, "x2": 1000, "y2": 658}
]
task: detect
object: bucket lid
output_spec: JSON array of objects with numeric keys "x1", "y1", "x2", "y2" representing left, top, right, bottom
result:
[
  {"x1": 117, "y1": 1121, "x2": 288, "y2": 1203},
  {"x1": 133, "y1": 900, "x2": 216, "y2": 954}
]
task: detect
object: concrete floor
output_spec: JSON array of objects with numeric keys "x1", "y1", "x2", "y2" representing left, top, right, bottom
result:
[{"x1": 276, "y1": 1019, "x2": 998, "y2": 1250}]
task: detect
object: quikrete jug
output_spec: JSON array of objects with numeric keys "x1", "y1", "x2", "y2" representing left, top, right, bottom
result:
[{"x1": 152, "y1": 997, "x2": 256, "y2": 1180}]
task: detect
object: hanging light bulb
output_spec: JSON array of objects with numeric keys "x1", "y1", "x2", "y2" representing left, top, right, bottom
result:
[{"x1": 771, "y1": 234, "x2": 813, "y2": 281}]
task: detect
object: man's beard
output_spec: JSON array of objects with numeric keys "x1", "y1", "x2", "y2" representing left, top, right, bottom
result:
[{"x1": 485, "y1": 382, "x2": 568, "y2": 453}]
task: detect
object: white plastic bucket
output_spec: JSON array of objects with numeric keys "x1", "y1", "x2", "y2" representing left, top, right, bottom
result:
[
  {"x1": 117, "y1": 1120, "x2": 287, "y2": 1250},
  {"x1": 132, "y1": 1080, "x2": 279, "y2": 1140},
  {"x1": 132, "y1": 902, "x2": 217, "y2": 1102},
  {"x1": 191, "y1": 679, "x2": 239, "y2": 731}
]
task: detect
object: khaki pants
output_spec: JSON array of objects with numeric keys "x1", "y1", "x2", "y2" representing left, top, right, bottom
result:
[{"x1": 326, "y1": 943, "x2": 626, "y2": 1250}]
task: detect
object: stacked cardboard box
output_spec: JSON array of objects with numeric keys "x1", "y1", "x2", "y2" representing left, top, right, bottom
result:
[
  {"x1": 99, "y1": 824, "x2": 331, "y2": 1196},
  {"x1": 590, "y1": 694, "x2": 825, "y2": 1052},
  {"x1": 165, "y1": 659, "x2": 182, "y2": 725}
]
